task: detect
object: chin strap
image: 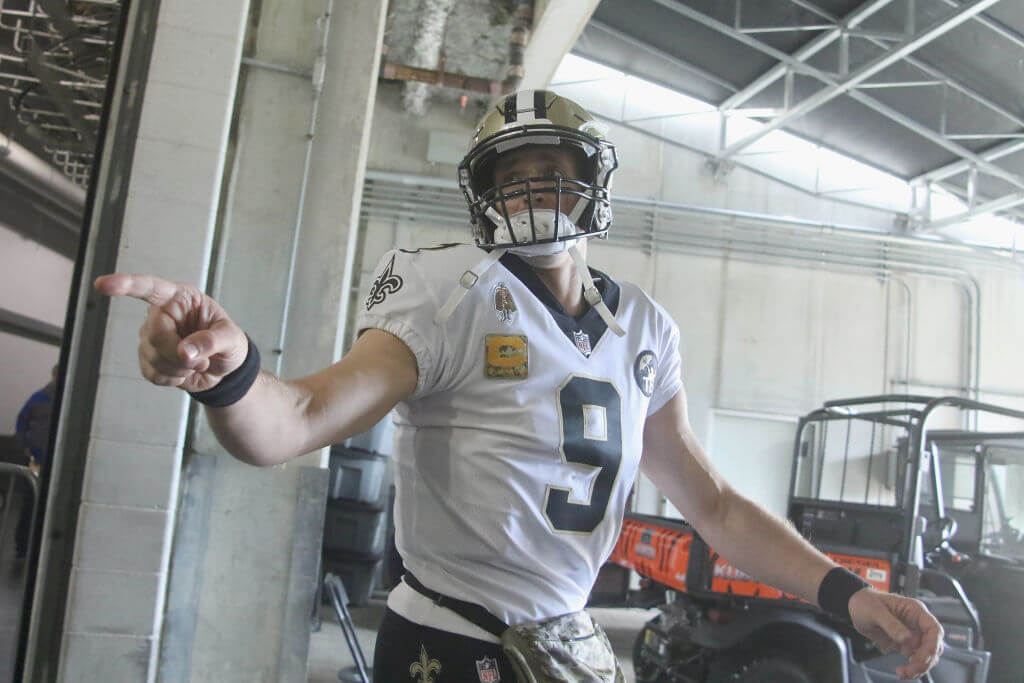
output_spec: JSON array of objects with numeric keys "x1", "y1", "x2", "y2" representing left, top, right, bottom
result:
[
  {"x1": 435, "y1": 248, "x2": 508, "y2": 326},
  {"x1": 568, "y1": 244, "x2": 625, "y2": 337}
]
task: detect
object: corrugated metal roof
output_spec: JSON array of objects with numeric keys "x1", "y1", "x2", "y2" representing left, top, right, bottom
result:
[{"x1": 576, "y1": 0, "x2": 1024, "y2": 229}]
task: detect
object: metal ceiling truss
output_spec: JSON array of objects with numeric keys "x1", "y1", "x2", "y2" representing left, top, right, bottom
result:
[
  {"x1": 651, "y1": 0, "x2": 1024, "y2": 233},
  {"x1": 0, "y1": 0, "x2": 121, "y2": 185}
]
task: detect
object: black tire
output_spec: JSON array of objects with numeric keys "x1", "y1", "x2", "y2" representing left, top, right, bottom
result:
[
  {"x1": 632, "y1": 626, "x2": 659, "y2": 683},
  {"x1": 736, "y1": 655, "x2": 815, "y2": 683},
  {"x1": 634, "y1": 619, "x2": 682, "y2": 683}
]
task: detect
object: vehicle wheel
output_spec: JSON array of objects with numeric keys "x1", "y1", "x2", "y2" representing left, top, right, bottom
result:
[
  {"x1": 736, "y1": 655, "x2": 815, "y2": 683},
  {"x1": 632, "y1": 622, "x2": 664, "y2": 683}
]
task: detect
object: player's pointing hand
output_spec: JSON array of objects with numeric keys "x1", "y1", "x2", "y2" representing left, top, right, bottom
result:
[{"x1": 93, "y1": 273, "x2": 249, "y2": 394}]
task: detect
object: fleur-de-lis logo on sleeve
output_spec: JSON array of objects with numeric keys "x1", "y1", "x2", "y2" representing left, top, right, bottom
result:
[
  {"x1": 366, "y1": 254, "x2": 404, "y2": 311},
  {"x1": 409, "y1": 644, "x2": 441, "y2": 682}
]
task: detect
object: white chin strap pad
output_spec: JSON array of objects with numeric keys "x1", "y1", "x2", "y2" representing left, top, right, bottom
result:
[
  {"x1": 435, "y1": 248, "x2": 507, "y2": 326},
  {"x1": 489, "y1": 208, "x2": 577, "y2": 247},
  {"x1": 568, "y1": 245, "x2": 625, "y2": 337}
]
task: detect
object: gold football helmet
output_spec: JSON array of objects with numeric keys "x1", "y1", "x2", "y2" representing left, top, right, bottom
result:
[{"x1": 458, "y1": 90, "x2": 619, "y2": 251}]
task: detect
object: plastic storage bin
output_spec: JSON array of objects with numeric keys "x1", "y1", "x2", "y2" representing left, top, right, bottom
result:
[
  {"x1": 328, "y1": 446, "x2": 388, "y2": 505},
  {"x1": 323, "y1": 499, "x2": 387, "y2": 556}
]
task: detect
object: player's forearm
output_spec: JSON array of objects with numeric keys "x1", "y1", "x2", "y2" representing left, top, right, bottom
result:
[
  {"x1": 694, "y1": 488, "x2": 836, "y2": 605},
  {"x1": 203, "y1": 370, "x2": 312, "y2": 467}
]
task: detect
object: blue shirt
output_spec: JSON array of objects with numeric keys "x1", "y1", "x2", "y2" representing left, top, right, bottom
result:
[{"x1": 16, "y1": 381, "x2": 55, "y2": 467}]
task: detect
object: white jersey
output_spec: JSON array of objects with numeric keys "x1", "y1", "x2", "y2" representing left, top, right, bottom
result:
[{"x1": 356, "y1": 244, "x2": 682, "y2": 626}]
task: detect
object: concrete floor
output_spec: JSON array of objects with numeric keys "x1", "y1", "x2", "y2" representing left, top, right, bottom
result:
[{"x1": 307, "y1": 594, "x2": 658, "y2": 682}]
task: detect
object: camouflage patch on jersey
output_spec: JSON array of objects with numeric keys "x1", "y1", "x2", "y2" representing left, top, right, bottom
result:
[
  {"x1": 500, "y1": 611, "x2": 624, "y2": 682},
  {"x1": 485, "y1": 334, "x2": 528, "y2": 379}
]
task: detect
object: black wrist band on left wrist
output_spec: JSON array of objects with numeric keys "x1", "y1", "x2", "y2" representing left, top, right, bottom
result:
[{"x1": 818, "y1": 566, "x2": 870, "y2": 623}]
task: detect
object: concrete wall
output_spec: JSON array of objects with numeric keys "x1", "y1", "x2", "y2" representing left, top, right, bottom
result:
[
  {"x1": 361, "y1": 86, "x2": 1024, "y2": 519},
  {"x1": 55, "y1": 1, "x2": 250, "y2": 680},
  {"x1": 0, "y1": 224, "x2": 72, "y2": 435},
  {"x1": 163, "y1": 0, "x2": 386, "y2": 680}
]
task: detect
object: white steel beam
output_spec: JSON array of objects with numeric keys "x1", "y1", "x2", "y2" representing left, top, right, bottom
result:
[
  {"x1": 924, "y1": 192, "x2": 1024, "y2": 231},
  {"x1": 520, "y1": 0, "x2": 601, "y2": 89},
  {"x1": 649, "y1": 0, "x2": 1023, "y2": 195},
  {"x1": 719, "y1": 0, "x2": 898, "y2": 111},
  {"x1": 914, "y1": 139, "x2": 1024, "y2": 184},
  {"x1": 844, "y1": 88, "x2": 1024, "y2": 192},
  {"x1": 710, "y1": 0, "x2": 1003, "y2": 160}
]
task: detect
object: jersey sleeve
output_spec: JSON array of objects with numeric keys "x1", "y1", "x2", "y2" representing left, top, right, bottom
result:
[
  {"x1": 647, "y1": 314, "x2": 683, "y2": 416},
  {"x1": 355, "y1": 249, "x2": 447, "y2": 399}
]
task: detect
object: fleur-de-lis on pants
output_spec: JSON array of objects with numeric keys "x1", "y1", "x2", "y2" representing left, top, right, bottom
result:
[{"x1": 409, "y1": 644, "x2": 441, "y2": 683}]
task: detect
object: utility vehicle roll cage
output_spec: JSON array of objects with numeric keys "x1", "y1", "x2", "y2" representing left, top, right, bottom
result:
[{"x1": 790, "y1": 394, "x2": 1024, "y2": 597}]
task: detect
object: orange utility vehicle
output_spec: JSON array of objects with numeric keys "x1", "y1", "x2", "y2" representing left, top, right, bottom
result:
[{"x1": 606, "y1": 396, "x2": 1022, "y2": 683}]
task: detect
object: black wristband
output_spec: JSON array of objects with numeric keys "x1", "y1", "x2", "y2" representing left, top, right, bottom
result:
[
  {"x1": 818, "y1": 566, "x2": 870, "y2": 623},
  {"x1": 188, "y1": 334, "x2": 261, "y2": 407}
]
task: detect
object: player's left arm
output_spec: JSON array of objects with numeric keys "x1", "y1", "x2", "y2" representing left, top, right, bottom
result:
[{"x1": 639, "y1": 388, "x2": 944, "y2": 680}]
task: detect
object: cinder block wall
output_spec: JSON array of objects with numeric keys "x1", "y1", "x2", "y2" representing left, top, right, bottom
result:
[{"x1": 57, "y1": 2, "x2": 250, "y2": 680}]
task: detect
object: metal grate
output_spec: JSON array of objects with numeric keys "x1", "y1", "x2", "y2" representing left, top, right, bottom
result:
[{"x1": 0, "y1": 0, "x2": 122, "y2": 186}]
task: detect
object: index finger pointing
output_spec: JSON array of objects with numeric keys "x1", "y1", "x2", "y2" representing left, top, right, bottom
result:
[{"x1": 94, "y1": 273, "x2": 182, "y2": 307}]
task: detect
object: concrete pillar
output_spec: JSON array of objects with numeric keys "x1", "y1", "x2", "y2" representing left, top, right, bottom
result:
[
  {"x1": 159, "y1": 0, "x2": 387, "y2": 681},
  {"x1": 47, "y1": 1, "x2": 250, "y2": 681}
]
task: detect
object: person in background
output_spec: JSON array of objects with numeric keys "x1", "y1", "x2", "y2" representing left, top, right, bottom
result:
[{"x1": 12, "y1": 363, "x2": 57, "y2": 559}]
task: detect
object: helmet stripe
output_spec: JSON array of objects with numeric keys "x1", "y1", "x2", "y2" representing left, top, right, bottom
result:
[
  {"x1": 534, "y1": 90, "x2": 547, "y2": 119},
  {"x1": 503, "y1": 94, "x2": 517, "y2": 123},
  {"x1": 516, "y1": 90, "x2": 534, "y2": 121}
]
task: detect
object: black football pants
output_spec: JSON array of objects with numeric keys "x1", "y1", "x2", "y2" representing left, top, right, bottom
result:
[{"x1": 373, "y1": 607, "x2": 519, "y2": 682}]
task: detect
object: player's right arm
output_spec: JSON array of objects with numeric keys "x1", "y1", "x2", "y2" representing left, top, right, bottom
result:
[{"x1": 93, "y1": 273, "x2": 417, "y2": 467}]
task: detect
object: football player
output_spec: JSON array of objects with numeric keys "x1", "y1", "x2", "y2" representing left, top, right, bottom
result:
[{"x1": 96, "y1": 90, "x2": 943, "y2": 682}]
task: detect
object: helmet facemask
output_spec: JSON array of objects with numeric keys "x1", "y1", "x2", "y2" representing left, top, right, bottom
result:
[
  {"x1": 459, "y1": 121, "x2": 618, "y2": 254},
  {"x1": 438, "y1": 91, "x2": 626, "y2": 338}
]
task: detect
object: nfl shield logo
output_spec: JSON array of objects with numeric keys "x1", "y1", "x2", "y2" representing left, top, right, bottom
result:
[
  {"x1": 476, "y1": 656, "x2": 501, "y2": 682},
  {"x1": 573, "y1": 329, "x2": 592, "y2": 357}
]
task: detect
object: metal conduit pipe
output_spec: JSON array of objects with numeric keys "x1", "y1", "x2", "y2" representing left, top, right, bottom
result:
[
  {"x1": 614, "y1": 195, "x2": 1017, "y2": 264},
  {"x1": 274, "y1": 1, "x2": 334, "y2": 375},
  {"x1": 0, "y1": 131, "x2": 86, "y2": 213},
  {"x1": 361, "y1": 171, "x2": 1024, "y2": 268},
  {"x1": 359, "y1": 176, "x2": 990, "y2": 401},
  {"x1": 362, "y1": 191, "x2": 1016, "y2": 275},
  {"x1": 379, "y1": 0, "x2": 532, "y2": 97},
  {"x1": 612, "y1": 224, "x2": 982, "y2": 402},
  {"x1": 881, "y1": 275, "x2": 913, "y2": 401},
  {"x1": 359, "y1": 193, "x2": 984, "y2": 403}
]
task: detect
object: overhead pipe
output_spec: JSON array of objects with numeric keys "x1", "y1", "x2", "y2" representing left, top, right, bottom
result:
[
  {"x1": 362, "y1": 170, "x2": 1024, "y2": 269},
  {"x1": 0, "y1": 131, "x2": 86, "y2": 214},
  {"x1": 610, "y1": 223, "x2": 983, "y2": 405},
  {"x1": 379, "y1": 0, "x2": 532, "y2": 97},
  {"x1": 359, "y1": 174, "x2": 989, "y2": 402}
]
